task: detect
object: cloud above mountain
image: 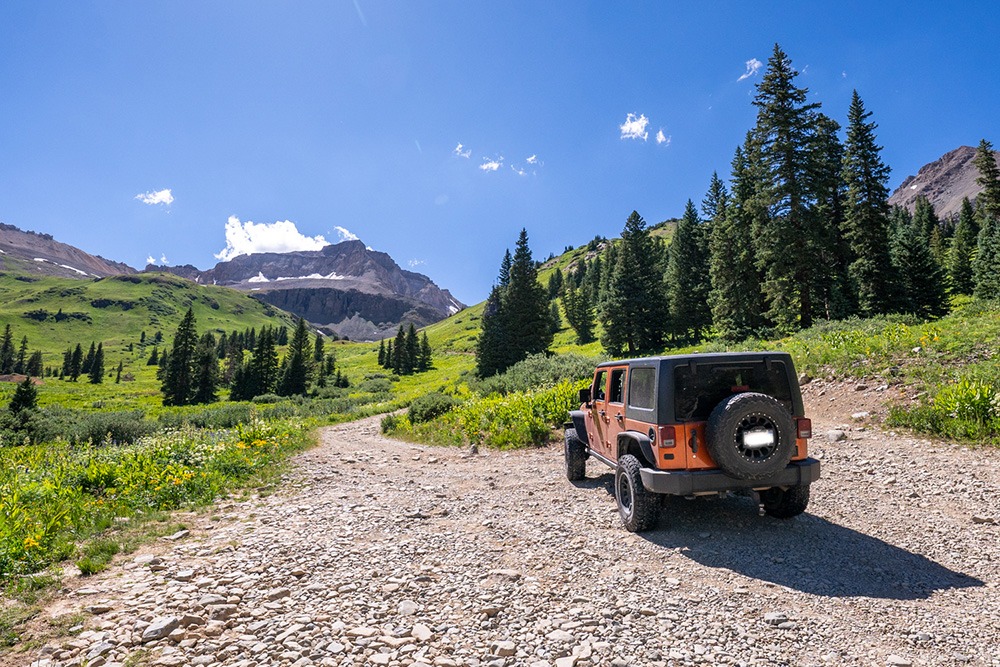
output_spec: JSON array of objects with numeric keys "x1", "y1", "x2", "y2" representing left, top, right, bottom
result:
[
  {"x1": 215, "y1": 216, "x2": 330, "y2": 261},
  {"x1": 135, "y1": 188, "x2": 174, "y2": 205}
]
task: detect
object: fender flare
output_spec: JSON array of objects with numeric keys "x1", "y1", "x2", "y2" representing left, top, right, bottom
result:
[{"x1": 617, "y1": 432, "x2": 655, "y2": 467}]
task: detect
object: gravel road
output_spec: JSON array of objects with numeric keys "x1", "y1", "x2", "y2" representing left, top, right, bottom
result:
[{"x1": 9, "y1": 382, "x2": 1000, "y2": 667}]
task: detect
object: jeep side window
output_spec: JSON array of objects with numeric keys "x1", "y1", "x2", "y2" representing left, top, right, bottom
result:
[
  {"x1": 609, "y1": 368, "x2": 625, "y2": 404},
  {"x1": 627, "y1": 367, "x2": 656, "y2": 410},
  {"x1": 592, "y1": 370, "x2": 607, "y2": 401}
]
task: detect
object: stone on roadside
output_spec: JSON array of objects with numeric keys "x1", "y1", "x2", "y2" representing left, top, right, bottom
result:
[{"x1": 141, "y1": 617, "x2": 181, "y2": 643}]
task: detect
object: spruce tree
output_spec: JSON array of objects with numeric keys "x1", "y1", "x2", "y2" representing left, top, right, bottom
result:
[
  {"x1": 750, "y1": 44, "x2": 823, "y2": 330},
  {"x1": 392, "y1": 326, "x2": 406, "y2": 375},
  {"x1": 147, "y1": 346, "x2": 159, "y2": 366},
  {"x1": 162, "y1": 308, "x2": 199, "y2": 405},
  {"x1": 26, "y1": 351, "x2": 43, "y2": 377},
  {"x1": 404, "y1": 324, "x2": 419, "y2": 375},
  {"x1": 313, "y1": 331, "x2": 325, "y2": 365},
  {"x1": 562, "y1": 284, "x2": 595, "y2": 345},
  {"x1": 0, "y1": 325, "x2": 15, "y2": 374},
  {"x1": 547, "y1": 268, "x2": 564, "y2": 299},
  {"x1": 504, "y1": 229, "x2": 553, "y2": 363},
  {"x1": 418, "y1": 332, "x2": 432, "y2": 372},
  {"x1": 193, "y1": 333, "x2": 220, "y2": 404},
  {"x1": 841, "y1": 90, "x2": 895, "y2": 315},
  {"x1": 8, "y1": 376, "x2": 37, "y2": 415},
  {"x1": 377, "y1": 339, "x2": 386, "y2": 366},
  {"x1": 14, "y1": 336, "x2": 28, "y2": 375},
  {"x1": 974, "y1": 214, "x2": 1000, "y2": 299},
  {"x1": 600, "y1": 211, "x2": 670, "y2": 356},
  {"x1": 88, "y1": 343, "x2": 104, "y2": 384},
  {"x1": 476, "y1": 286, "x2": 509, "y2": 378},
  {"x1": 948, "y1": 199, "x2": 978, "y2": 295},
  {"x1": 383, "y1": 339, "x2": 394, "y2": 370},
  {"x1": 248, "y1": 327, "x2": 279, "y2": 397},
  {"x1": 498, "y1": 250, "x2": 512, "y2": 288},
  {"x1": 70, "y1": 344, "x2": 83, "y2": 381},
  {"x1": 549, "y1": 301, "x2": 562, "y2": 335},
  {"x1": 709, "y1": 142, "x2": 767, "y2": 340},
  {"x1": 666, "y1": 200, "x2": 712, "y2": 343},
  {"x1": 115, "y1": 360, "x2": 123, "y2": 384},
  {"x1": 892, "y1": 219, "x2": 948, "y2": 317},
  {"x1": 278, "y1": 318, "x2": 312, "y2": 396},
  {"x1": 974, "y1": 139, "x2": 1000, "y2": 221},
  {"x1": 912, "y1": 196, "x2": 941, "y2": 250}
]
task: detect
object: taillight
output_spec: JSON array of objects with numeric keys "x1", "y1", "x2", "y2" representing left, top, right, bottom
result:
[
  {"x1": 658, "y1": 425, "x2": 676, "y2": 448},
  {"x1": 796, "y1": 418, "x2": 812, "y2": 439}
]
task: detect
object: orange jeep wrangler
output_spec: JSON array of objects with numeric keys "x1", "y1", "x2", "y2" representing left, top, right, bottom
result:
[{"x1": 565, "y1": 352, "x2": 820, "y2": 532}]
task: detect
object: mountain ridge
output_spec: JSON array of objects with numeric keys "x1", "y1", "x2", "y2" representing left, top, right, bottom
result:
[{"x1": 888, "y1": 145, "x2": 1000, "y2": 218}]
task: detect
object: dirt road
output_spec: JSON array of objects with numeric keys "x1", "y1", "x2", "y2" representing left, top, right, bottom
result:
[{"x1": 7, "y1": 382, "x2": 1000, "y2": 667}]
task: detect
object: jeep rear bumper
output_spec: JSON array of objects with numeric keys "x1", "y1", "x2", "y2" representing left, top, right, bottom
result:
[{"x1": 638, "y1": 458, "x2": 821, "y2": 496}]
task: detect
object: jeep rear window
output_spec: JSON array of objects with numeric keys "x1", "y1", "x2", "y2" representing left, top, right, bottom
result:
[
  {"x1": 609, "y1": 368, "x2": 625, "y2": 404},
  {"x1": 627, "y1": 367, "x2": 656, "y2": 410},
  {"x1": 673, "y1": 361, "x2": 792, "y2": 421}
]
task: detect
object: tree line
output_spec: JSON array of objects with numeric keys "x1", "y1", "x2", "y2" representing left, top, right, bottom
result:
[{"x1": 477, "y1": 44, "x2": 1000, "y2": 372}]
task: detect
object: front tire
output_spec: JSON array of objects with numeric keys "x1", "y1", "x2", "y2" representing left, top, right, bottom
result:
[
  {"x1": 564, "y1": 428, "x2": 587, "y2": 481},
  {"x1": 760, "y1": 485, "x2": 810, "y2": 518},
  {"x1": 615, "y1": 454, "x2": 659, "y2": 532}
]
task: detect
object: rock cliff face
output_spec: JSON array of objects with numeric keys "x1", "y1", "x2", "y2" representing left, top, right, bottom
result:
[
  {"x1": 889, "y1": 146, "x2": 1000, "y2": 219},
  {"x1": 0, "y1": 223, "x2": 137, "y2": 278},
  {"x1": 153, "y1": 240, "x2": 464, "y2": 340}
]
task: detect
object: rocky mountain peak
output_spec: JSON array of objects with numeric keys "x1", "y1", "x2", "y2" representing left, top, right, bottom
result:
[{"x1": 888, "y1": 145, "x2": 1000, "y2": 219}]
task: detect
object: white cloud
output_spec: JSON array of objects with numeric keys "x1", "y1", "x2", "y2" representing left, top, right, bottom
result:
[
  {"x1": 737, "y1": 58, "x2": 763, "y2": 82},
  {"x1": 511, "y1": 165, "x2": 527, "y2": 176},
  {"x1": 479, "y1": 156, "x2": 503, "y2": 172},
  {"x1": 146, "y1": 255, "x2": 156, "y2": 265},
  {"x1": 407, "y1": 259, "x2": 426, "y2": 268},
  {"x1": 215, "y1": 216, "x2": 330, "y2": 261},
  {"x1": 135, "y1": 188, "x2": 174, "y2": 206},
  {"x1": 453, "y1": 143, "x2": 471, "y2": 158},
  {"x1": 619, "y1": 113, "x2": 649, "y2": 141},
  {"x1": 160, "y1": 254, "x2": 168, "y2": 264},
  {"x1": 656, "y1": 129, "x2": 671, "y2": 146},
  {"x1": 333, "y1": 225, "x2": 359, "y2": 242},
  {"x1": 842, "y1": 70, "x2": 847, "y2": 78},
  {"x1": 526, "y1": 154, "x2": 538, "y2": 165}
]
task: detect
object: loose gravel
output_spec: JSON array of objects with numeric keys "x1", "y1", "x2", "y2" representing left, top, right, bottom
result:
[{"x1": 8, "y1": 386, "x2": 1000, "y2": 667}]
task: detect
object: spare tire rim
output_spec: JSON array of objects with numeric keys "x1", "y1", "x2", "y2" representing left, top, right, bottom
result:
[{"x1": 736, "y1": 412, "x2": 780, "y2": 462}]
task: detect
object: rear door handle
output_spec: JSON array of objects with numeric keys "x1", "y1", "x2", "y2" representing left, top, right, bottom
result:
[{"x1": 615, "y1": 414, "x2": 624, "y2": 422}]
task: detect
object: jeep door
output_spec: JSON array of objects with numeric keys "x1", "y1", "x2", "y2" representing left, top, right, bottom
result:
[
  {"x1": 585, "y1": 369, "x2": 609, "y2": 457},
  {"x1": 603, "y1": 366, "x2": 629, "y2": 457}
]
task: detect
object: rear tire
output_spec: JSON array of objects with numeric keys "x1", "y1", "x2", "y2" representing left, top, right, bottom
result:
[
  {"x1": 760, "y1": 485, "x2": 810, "y2": 518},
  {"x1": 564, "y1": 429, "x2": 587, "y2": 481},
  {"x1": 615, "y1": 454, "x2": 659, "y2": 532}
]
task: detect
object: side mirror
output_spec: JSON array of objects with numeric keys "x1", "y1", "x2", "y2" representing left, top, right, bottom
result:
[{"x1": 578, "y1": 388, "x2": 592, "y2": 404}]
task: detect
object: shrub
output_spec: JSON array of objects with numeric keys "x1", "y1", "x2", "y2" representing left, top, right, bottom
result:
[
  {"x1": 472, "y1": 353, "x2": 601, "y2": 395},
  {"x1": 76, "y1": 411, "x2": 155, "y2": 446},
  {"x1": 408, "y1": 392, "x2": 457, "y2": 424},
  {"x1": 934, "y1": 379, "x2": 999, "y2": 426},
  {"x1": 381, "y1": 413, "x2": 409, "y2": 434},
  {"x1": 251, "y1": 393, "x2": 282, "y2": 404}
]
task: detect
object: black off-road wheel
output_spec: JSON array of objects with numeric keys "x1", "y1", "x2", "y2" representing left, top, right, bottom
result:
[
  {"x1": 760, "y1": 485, "x2": 810, "y2": 519},
  {"x1": 564, "y1": 428, "x2": 587, "y2": 481},
  {"x1": 615, "y1": 454, "x2": 659, "y2": 532},
  {"x1": 706, "y1": 392, "x2": 796, "y2": 481}
]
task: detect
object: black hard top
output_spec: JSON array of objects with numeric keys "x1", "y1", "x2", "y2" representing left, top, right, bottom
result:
[{"x1": 596, "y1": 351, "x2": 794, "y2": 369}]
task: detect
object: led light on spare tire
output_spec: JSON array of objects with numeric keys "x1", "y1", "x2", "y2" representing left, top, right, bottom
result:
[{"x1": 796, "y1": 418, "x2": 812, "y2": 439}]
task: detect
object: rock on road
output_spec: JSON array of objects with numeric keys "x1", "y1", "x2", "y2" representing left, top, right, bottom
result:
[{"x1": 11, "y1": 385, "x2": 1000, "y2": 667}]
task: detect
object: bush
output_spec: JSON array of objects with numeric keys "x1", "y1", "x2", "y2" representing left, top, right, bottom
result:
[
  {"x1": 76, "y1": 411, "x2": 155, "y2": 445},
  {"x1": 251, "y1": 393, "x2": 282, "y2": 404},
  {"x1": 381, "y1": 413, "x2": 409, "y2": 434},
  {"x1": 472, "y1": 353, "x2": 601, "y2": 395},
  {"x1": 408, "y1": 392, "x2": 457, "y2": 424}
]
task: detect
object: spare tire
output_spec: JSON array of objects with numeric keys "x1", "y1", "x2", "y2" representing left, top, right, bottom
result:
[{"x1": 706, "y1": 392, "x2": 796, "y2": 481}]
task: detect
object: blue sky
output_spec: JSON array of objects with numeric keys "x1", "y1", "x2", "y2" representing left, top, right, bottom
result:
[{"x1": 1, "y1": 2, "x2": 997, "y2": 305}]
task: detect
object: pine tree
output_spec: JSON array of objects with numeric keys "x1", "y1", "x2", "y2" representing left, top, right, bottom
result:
[
  {"x1": 548, "y1": 301, "x2": 562, "y2": 335},
  {"x1": 392, "y1": 326, "x2": 406, "y2": 375},
  {"x1": 912, "y1": 196, "x2": 941, "y2": 250},
  {"x1": 147, "y1": 346, "x2": 159, "y2": 366},
  {"x1": 26, "y1": 351, "x2": 43, "y2": 378},
  {"x1": 892, "y1": 219, "x2": 948, "y2": 317},
  {"x1": 278, "y1": 318, "x2": 313, "y2": 395},
  {"x1": 8, "y1": 376, "x2": 37, "y2": 415},
  {"x1": 88, "y1": 343, "x2": 104, "y2": 384},
  {"x1": 0, "y1": 325, "x2": 15, "y2": 374},
  {"x1": 562, "y1": 283, "x2": 595, "y2": 345},
  {"x1": 14, "y1": 336, "x2": 29, "y2": 375},
  {"x1": 547, "y1": 268, "x2": 564, "y2": 299},
  {"x1": 666, "y1": 200, "x2": 712, "y2": 343},
  {"x1": 600, "y1": 211, "x2": 670, "y2": 356},
  {"x1": 313, "y1": 331, "x2": 325, "y2": 365},
  {"x1": 476, "y1": 286, "x2": 509, "y2": 378},
  {"x1": 377, "y1": 339, "x2": 386, "y2": 366},
  {"x1": 974, "y1": 214, "x2": 1000, "y2": 299},
  {"x1": 70, "y1": 344, "x2": 83, "y2": 381},
  {"x1": 248, "y1": 327, "x2": 279, "y2": 397},
  {"x1": 383, "y1": 340, "x2": 394, "y2": 370},
  {"x1": 841, "y1": 91, "x2": 895, "y2": 315},
  {"x1": 192, "y1": 332, "x2": 220, "y2": 404},
  {"x1": 418, "y1": 332, "x2": 432, "y2": 372},
  {"x1": 974, "y1": 139, "x2": 1000, "y2": 221},
  {"x1": 750, "y1": 44, "x2": 824, "y2": 331},
  {"x1": 81, "y1": 342, "x2": 96, "y2": 375},
  {"x1": 475, "y1": 230, "x2": 553, "y2": 377},
  {"x1": 115, "y1": 360, "x2": 123, "y2": 384},
  {"x1": 162, "y1": 308, "x2": 199, "y2": 405},
  {"x1": 404, "y1": 324, "x2": 419, "y2": 375},
  {"x1": 948, "y1": 199, "x2": 978, "y2": 295},
  {"x1": 709, "y1": 141, "x2": 768, "y2": 340}
]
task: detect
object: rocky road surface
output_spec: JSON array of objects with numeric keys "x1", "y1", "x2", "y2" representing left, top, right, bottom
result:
[{"x1": 7, "y1": 381, "x2": 1000, "y2": 667}]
